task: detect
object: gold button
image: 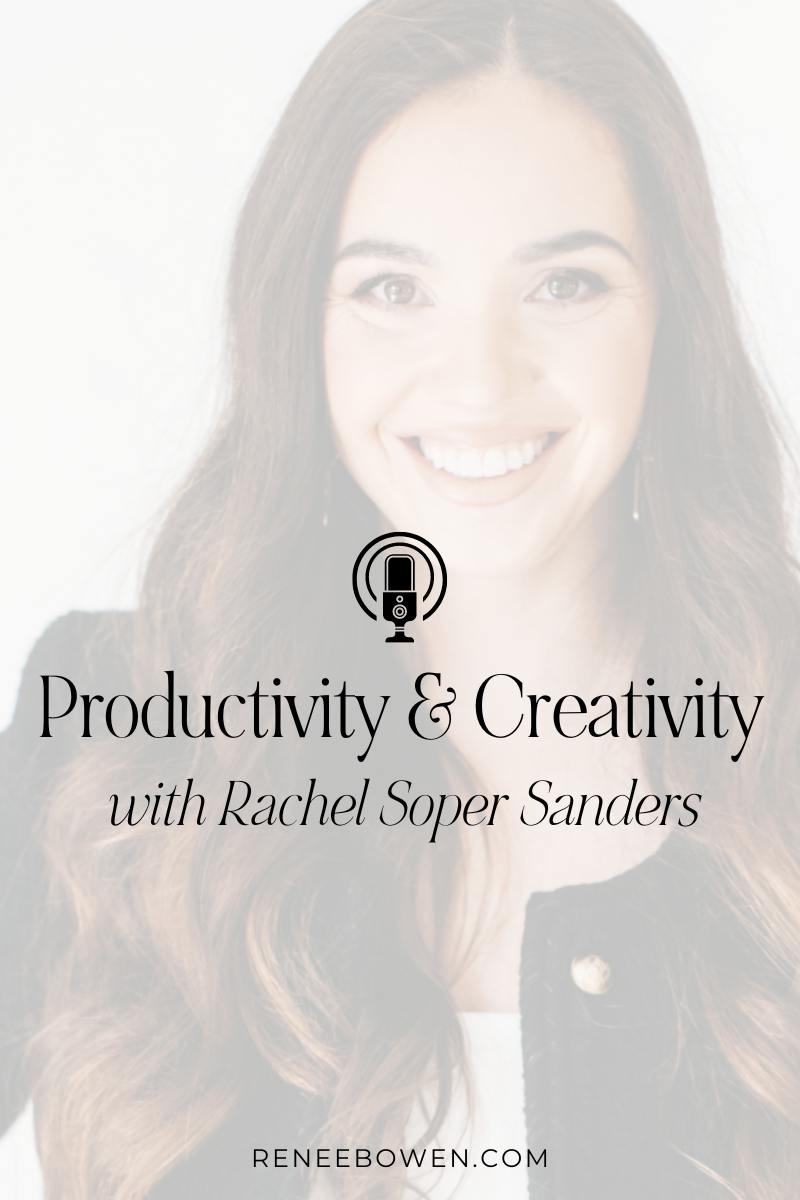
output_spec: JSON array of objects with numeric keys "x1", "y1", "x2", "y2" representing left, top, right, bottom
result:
[{"x1": 571, "y1": 955, "x2": 611, "y2": 995}]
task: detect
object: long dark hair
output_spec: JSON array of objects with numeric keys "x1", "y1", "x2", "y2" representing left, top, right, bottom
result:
[{"x1": 33, "y1": 1, "x2": 800, "y2": 1197}]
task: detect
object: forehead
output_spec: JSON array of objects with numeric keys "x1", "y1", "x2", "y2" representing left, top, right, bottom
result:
[{"x1": 337, "y1": 71, "x2": 640, "y2": 258}]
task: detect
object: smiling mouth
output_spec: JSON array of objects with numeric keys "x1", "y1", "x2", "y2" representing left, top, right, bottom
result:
[{"x1": 415, "y1": 432, "x2": 561, "y2": 479}]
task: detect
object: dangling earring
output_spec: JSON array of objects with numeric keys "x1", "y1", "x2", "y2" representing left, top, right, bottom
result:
[
  {"x1": 632, "y1": 436, "x2": 653, "y2": 523},
  {"x1": 322, "y1": 453, "x2": 339, "y2": 527},
  {"x1": 632, "y1": 436, "x2": 643, "y2": 523}
]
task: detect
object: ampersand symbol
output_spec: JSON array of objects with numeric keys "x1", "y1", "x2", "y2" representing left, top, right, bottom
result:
[{"x1": 408, "y1": 672, "x2": 457, "y2": 740}]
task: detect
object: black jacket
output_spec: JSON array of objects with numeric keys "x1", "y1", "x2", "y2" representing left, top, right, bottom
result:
[{"x1": 0, "y1": 612, "x2": 755, "y2": 1198}]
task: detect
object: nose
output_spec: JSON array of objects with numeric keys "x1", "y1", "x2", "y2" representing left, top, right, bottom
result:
[{"x1": 425, "y1": 303, "x2": 541, "y2": 412}]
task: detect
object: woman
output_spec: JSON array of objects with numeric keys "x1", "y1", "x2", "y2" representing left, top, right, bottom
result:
[{"x1": 2, "y1": 0, "x2": 799, "y2": 1197}]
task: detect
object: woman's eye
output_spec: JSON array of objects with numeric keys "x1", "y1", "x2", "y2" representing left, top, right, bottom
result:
[
  {"x1": 352, "y1": 274, "x2": 428, "y2": 307},
  {"x1": 382, "y1": 277, "x2": 417, "y2": 304},
  {"x1": 546, "y1": 273, "x2": 580, "y2": 300},
  {"x1": 526, "y1": 270, "x2": 607, "y2": 305}
]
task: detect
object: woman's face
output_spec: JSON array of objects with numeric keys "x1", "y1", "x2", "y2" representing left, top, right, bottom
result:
[{"x1": 324, "y1": 73, "x2": 658, "y2": 578}]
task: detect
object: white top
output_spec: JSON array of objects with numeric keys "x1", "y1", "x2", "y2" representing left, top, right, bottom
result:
[
  {"x1": 312, "y1": 1012, "x2": 530, "y2": 1199},
  {"x1": 0, "y1": 1104, "x2": 42, "y2": 1200},
  {"x1": 0, "y1": 1013, "x2": 529, "y2": 1200}
]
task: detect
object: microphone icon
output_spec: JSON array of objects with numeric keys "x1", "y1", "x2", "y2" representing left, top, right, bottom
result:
[
  {"x1": 352, "y1": 532, "x2": 446, "y2": 645},
  {"x1": 382, "y1": 554, "x2": 417, "y2": 642}
]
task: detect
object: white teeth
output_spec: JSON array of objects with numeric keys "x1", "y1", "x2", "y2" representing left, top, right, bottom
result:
[
  {"x1": 429, "y1": 443, "x2": 444, "y2": 469},
  {"x1": 418, "y1": 435, "x2": 550, "y2": 479},
  {"x1": 461, "y1": 450, "x2": 483, "y2": 478},
  {"x1": 482, "y1": 448, "x2": 506, "y2": 477}
]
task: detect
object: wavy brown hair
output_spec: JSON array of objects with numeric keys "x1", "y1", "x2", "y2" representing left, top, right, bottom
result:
[{"x1": 31, "y1": 0, "x2": 800, "y2": 1197}]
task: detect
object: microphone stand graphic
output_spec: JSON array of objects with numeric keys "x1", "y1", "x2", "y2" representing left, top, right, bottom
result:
[{"x1": 382, "y1": 554, "x2": 417, "y2": 642}]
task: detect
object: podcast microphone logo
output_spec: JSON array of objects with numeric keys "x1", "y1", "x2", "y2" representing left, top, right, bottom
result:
[{"x1": 352, "y1": 533, "x2": 447, "y2": 643}]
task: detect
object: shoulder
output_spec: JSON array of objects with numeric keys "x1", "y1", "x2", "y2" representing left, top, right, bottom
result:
[
  {"x1": 7, "y1": 610, "x2": 136, "y2": 723},
  {"x1": 0, "y1": 610, "x2": 134, "y2": 1135},
  {"x1": 1, "y1": 610, "x2": 136, "y2": 826}
]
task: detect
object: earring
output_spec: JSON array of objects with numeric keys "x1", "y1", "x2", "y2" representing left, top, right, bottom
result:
[
  {"x1": 322, "y1": 453, "x2": 339, "y2": 527},
  {"x1": 632, "y1": 437, "x2": 653, "y2": 523},
  {"x1": 632, "y1": 437, "x2": 643, "y2": 523}
]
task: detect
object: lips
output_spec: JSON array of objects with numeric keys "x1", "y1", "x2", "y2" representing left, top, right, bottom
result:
[
  {"x1": 417, "y1": 433, "x2": 555, "y2": 479},
  {"x1": 394, "y1": 427, "x2": 566, "y2": 507}
]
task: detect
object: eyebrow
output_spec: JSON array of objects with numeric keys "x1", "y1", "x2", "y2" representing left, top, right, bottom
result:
[
  {"x1": 333, "y1": 229, "x2": 634, "y2": 269},
  {"x1": 334, "y1": 239, "x2": 439, "y2": 267},
  {"x1": 513, "y1": 230, "x2": 633, "y2": 265}
]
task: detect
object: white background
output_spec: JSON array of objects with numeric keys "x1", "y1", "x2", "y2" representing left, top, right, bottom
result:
[{"x1": 2, "y1": 0, "x2": 799, "y2": 729}]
